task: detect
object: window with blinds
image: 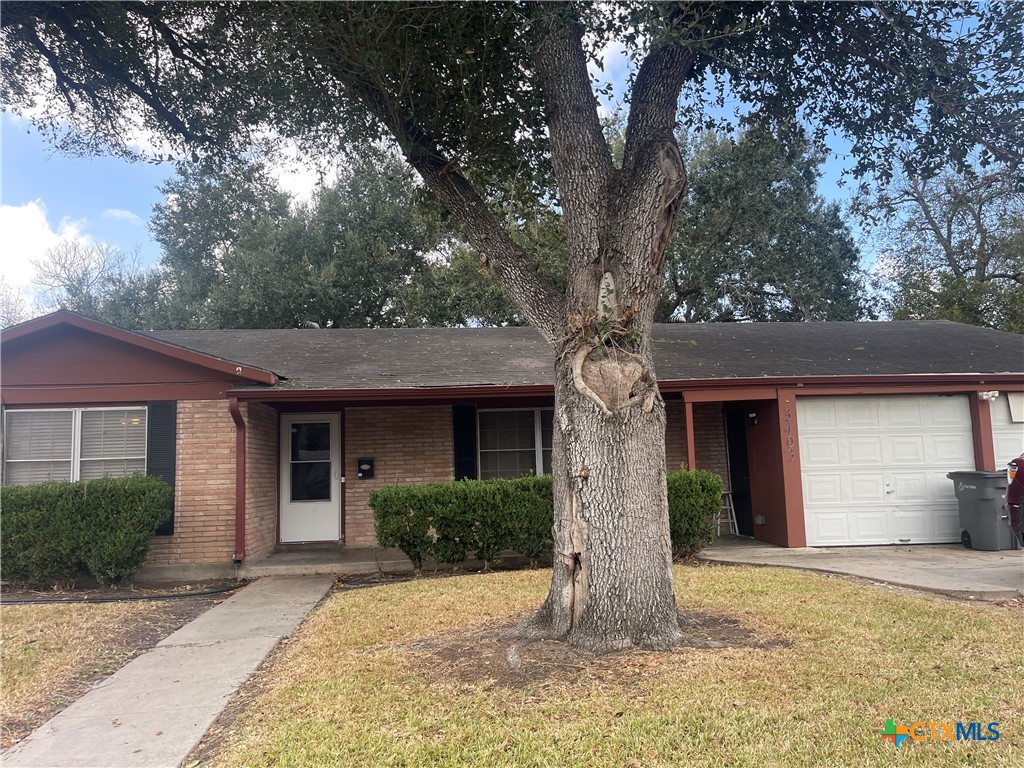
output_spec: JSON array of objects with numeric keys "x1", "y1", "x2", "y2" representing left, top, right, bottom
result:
[
  {"x1": 478, "y1": 409, "x2": 553, "y2": 480},
  {"x1": 4, "y1": 408, "x2": 147, "y2": 485}
]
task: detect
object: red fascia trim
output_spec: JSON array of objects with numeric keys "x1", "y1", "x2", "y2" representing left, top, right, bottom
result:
[
  {"x1": 1, "y1": 310, "x2": 278, "y2": 386},
  {"x1": 229, "y1": 397, "x2": 246, "y2": 563},
  {"x1": 231, "y1": 383, "x2": 554, "y2": 402},
  {"x1": 230, "y1": 375, "x2": 1024, "y2": 404},
  {"x1": 660, "y1": 373, "x2": 1024, "y2": 394}
]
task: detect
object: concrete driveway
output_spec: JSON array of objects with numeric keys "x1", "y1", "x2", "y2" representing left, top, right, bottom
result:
[{"x1": 699, "y1": 537, "x2": 1024, "y2": 599}]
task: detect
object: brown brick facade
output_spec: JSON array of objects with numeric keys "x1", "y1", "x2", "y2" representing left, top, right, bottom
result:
[
  {"x1": 665, "y1": 399, "x2": 687, "y2": 473},
  {"x1": 244, "y1": 402, "x2": 279, "y2": 560},
  {"x1": 147, "y1": 400, "x2": 236, "y2": 565},
  {"x1": 343, "y1": 406, "x2": 454, "y2": 547},
  {"x1": 142, "y1": 399, "x2": 727, "y2": 564},
  {"x1": 663, "y1": 399, "x2": 729, "y2": 485},
  {"x1": 693, "y1": 403, "x2": 729, "y2": 486}
]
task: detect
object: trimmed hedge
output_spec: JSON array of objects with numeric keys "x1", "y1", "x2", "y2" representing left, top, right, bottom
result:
[
  {"x1": 371, "y1": 469, "x2": 722, "y2": 570},
  {"x1": 667, "y1": 468, "x2": 723, "y2": 557},
  {"x1": 0, "y1": 475, "x2": 173, "y2": 586},
  {"x1": 372, "y1": 476, "x2": 553, "y2": 570}
]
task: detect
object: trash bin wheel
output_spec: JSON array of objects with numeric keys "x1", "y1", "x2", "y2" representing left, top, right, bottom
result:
[{"x1": 961, "y1": 530, "x2": 973, "y2": 549}]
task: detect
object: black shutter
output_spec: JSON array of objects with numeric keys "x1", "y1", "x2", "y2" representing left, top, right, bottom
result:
[
  {"x1": 147, "y1": 401, "x2": 177, "y2": 536},
  {"x1": 452, "y1": 405, "x2": 477, "y2": 480}
]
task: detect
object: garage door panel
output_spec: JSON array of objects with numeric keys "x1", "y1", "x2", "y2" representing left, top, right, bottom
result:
[
  {"x1": 931, "y1": 506, "x2": 961, "y2": 541},
  {"x1": 799, "y1": 395, "x2": 974, "y2": 546},
  {"x1": 889, "y1": 436, "x2": 925, "y2": 465},
  {"x1": 930, "y1": 434, "x2": 974, "y2": 465},
  {"x1": 928, "y1": 396, "x2": 971, "y2": 426},
  {"x1": 886, "y1": 399, "x2": 923, "y2": 428},
  {"x1": 802, "y1": 437, "x2": 840, "y2": 467},
  {"x1": 849, "y1": 473, "x2": 885, "y2": 502},
  {"x1": 803, "y1": 473, "x2": 842, "y2": 503},
  {"x1": 848, "y1": 511, "x2": 890, "y2": 543},
  {"x1": 992, "y1": 394, "x2": 1024, "y2": 466},
  {"x1": 890, "y1": 472, "x2": 928, "y2": 502},
  {"x1": 810, "y1": 513, "x2": 850, "y2": 544},
  {"x1": 844, "y1": 400, "x2": 880, "y2": 428},
  {"x1": 893, "y1": 507, "x2": 927, "y2": 540},
  {"x1": 800, "y1": 399, "x2": 837, "y2": 429},
  {"x1": 848, "y1": 437, "x2": 883, "y2": 465}
]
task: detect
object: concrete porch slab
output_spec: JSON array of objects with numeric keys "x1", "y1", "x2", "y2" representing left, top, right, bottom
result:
[
  {"x1": 239, "y1": 547, "x2": 415, "y2": 578},
  {"x1": 699, "y1": 536, "x2": 1024, "y2": 599}
]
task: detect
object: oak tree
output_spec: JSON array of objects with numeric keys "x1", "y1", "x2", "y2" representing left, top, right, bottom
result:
[
  {"x1": 859, "y1": 163, "x2": 1024, "y2": 333},
  {"x1": 151, "y1": 152, "x2": 439, "y2": 329},
  {"x1": 4, "y1": 1, "x2": 1020, "y2": 651}
]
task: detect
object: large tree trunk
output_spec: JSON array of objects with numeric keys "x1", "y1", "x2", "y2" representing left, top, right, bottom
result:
[
  {"x1": 518, "y1": 348, "x2": 683, "y2": 653},
  {"x1": 401, "y1": 6, "x2": 695, "y2": 653}
]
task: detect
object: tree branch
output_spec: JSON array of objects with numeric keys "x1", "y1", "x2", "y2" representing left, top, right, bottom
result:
[{"x1": 528, "y1": 4, "x2": 613, "y2": 315}]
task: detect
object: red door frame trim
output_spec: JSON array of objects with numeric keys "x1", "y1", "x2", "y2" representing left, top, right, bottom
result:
[
  {"x1": 684, "y1": 401, "x2": 696, "y2": 471},
  {"x1": 777, "y1": 389, "x2": 807, "y2": 547},
  {"x1": 969, "y1": 395, "x2": 996, "y2": 471}
]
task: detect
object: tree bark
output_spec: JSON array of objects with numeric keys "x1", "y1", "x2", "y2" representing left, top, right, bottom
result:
[{"x1": 513, "y1": 344, "x2": 684, "y2": 653}]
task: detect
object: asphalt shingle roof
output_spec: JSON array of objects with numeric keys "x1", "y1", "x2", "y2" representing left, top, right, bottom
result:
[{"x1": 144, "y1": 321, "x2": 1024, "y2": 391}]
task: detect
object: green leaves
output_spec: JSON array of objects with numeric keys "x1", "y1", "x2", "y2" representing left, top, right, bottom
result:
[
  {"x1": 370, "y1": 468, "x2": 723, "y2": 569},
  {"x1": 148, "y1": 150, "x2": 440, "y2": 329},
  {"x1": 660, "y1": 123, "x2": 865, "y2": 323},
  {"x1": 859, "y1": 162, "x2": 1024, "y2": 332},
  {"x1": 0, "y1": 475, "x2": 173, "y2": 587}
]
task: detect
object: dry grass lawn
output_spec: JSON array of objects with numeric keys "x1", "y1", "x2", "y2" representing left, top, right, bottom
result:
[
  {"x1": 1, "y1": 593, "x2": 225, "y2": 746},
  {"x1": 206, "y1": 565, "x2": 1022, "y2": 767}
]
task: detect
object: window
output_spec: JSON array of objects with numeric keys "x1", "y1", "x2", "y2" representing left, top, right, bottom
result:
[
  {"x1": 478, "y1": 408, "x2": 553, "y2": 480},
  {"x1": 4, "y1": 408, "x2": 147, "y2": 485}
]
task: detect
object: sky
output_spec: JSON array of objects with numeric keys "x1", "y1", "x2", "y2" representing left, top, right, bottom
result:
[{"x1": 1, "y1": 40, "x2": 860, "y2": 316}]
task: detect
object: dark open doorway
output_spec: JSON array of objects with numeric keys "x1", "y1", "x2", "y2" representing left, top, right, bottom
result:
[{"x1": 724, "y1": 407, "x2": 755, "y2": 536}]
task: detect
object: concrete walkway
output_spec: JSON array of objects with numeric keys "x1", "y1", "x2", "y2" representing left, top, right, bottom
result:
[
  {"x1": 699, "y1": 537, "x2": 1024, "y2": 599},
  {"x1": 3, "y1": 575, "x2": 334, "y2": 768}
]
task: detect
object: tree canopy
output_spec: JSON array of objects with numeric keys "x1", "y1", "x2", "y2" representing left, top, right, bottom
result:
[
  {"x1": 860, "y1": 162, "x2": 1024, "y2": 333},
  {"x1": 660, "y1": 124, "x2": 865, "y2": 323},
  {"x1": 150, "y1": 152, "x2": 439, "y2": 329},
  {"x1": 4, "y1": 0, "x2": 1020, "y2": 651}
]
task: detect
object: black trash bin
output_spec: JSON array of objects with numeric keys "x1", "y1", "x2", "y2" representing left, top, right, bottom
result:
[{"x1": 946, "y1": 471, "x2": 1018, "y2": 551}]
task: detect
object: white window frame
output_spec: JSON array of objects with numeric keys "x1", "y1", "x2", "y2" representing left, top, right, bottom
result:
[
  {"x1": 476, "y1": 407, "x2": 553, "y2": 480},
  {"x1": 3, "y1": 406, "x2": 147, "y2": 484}
]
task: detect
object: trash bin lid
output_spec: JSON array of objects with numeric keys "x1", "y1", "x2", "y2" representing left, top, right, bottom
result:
[{"x1": 946, "y1": 471, "x2": 1007, "y2": 479}]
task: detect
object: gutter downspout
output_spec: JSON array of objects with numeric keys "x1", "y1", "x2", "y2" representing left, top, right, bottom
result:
[{"x1": 229, "y1": 397, "x2": 246, "y2": 563}]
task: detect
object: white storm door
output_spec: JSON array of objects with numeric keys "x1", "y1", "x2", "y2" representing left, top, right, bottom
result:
[{"x1": 280, "y1": 414, "x2": 342, "y2": 543}]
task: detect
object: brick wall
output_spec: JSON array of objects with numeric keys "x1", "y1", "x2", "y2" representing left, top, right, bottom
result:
[
  {"x1": 147, "y1": 400, "x2": 236, "y2": 565},
  {"x1": 244, "y1": 402, "x2": 278, "y2": 560},
  {"x1": 665, "y1": 399, "x2": 686, "y2": 472},
  {"x1": 663, "y1": 399, "x2": 729, "y2": 485},
  {"x1": 694, "y1": 403, "x2": 729, "y2": 486},
  {"x1": 343, "y1": 406, "x2": 454, "y2": 547}
]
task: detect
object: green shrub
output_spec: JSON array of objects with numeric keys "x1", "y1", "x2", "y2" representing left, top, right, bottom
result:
[
  {"x1": 371, "y1": 476, "x2": 554, "y2": 570},
  {"x1": 371, "y1": 470, "x2": 721, "y2": 569},
  {"x1": 78, "y1": 476, "x2": 174, "y2": 585},
  {"x1": 0, "y1": 475, "x2": 172, "y2": 586},
  {"x1": 0, "y1": 481, "x2": 83, "y2": 585},
  {"x1": 667, "y1": 468, "x2": 723, "y2": 558}
]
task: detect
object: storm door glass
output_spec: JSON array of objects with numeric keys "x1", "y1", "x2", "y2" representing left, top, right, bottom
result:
[{"x1": 290, "y1": 422, "x2": 331, "y2": 501}]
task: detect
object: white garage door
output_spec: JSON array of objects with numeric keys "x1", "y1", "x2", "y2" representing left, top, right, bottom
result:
[
  {"x1": 798, "y1": 395, "x2": 975, "y2": 546},
  {"x1": 991, "y1": 393, "x2": 1024, "y2": 467}
]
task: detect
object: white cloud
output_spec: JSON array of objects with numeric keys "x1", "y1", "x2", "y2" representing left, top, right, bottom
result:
[
  {"x1": 0, "y1": 200, "x2": 91, "y2": 304},
  {"x1": 102, "y1": 208, "x2": 144, "y2": 226}
]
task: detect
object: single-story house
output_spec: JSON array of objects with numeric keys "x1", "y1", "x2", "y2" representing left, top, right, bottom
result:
[{"x1": 2, "y1": 310, "x2": 1022, "y2": 576}]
